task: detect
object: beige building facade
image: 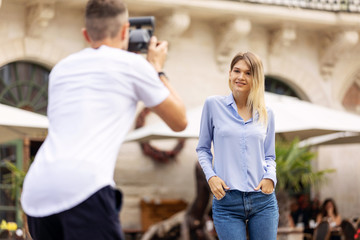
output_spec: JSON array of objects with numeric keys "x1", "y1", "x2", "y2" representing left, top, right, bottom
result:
[{"x1": 0, "y1": 0, "x2": 360, "y2": 230}]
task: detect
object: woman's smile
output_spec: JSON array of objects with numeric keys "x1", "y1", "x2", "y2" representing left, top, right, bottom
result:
[{"x1": 229, "y1": 60, "x2": 252, "y2": 94}]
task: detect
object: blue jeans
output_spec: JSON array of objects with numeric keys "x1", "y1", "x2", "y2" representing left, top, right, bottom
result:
[{"x1": 212, "y1": 190, "x2": 279, "y2": 240}]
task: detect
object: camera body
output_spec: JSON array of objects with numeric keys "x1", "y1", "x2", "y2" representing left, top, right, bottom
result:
[{"x1": 128, "y1": 16, "x2": 155, "y2": 53}]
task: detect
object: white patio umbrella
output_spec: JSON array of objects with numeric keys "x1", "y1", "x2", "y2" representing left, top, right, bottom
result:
[
  {"x1": 125, "y1": 92, "x2": 360, "y2": 143},
  {"x1": 265, "y1": 93, "x2": 360, "y2": 141},
  {"x1": 0, "y1": 103, "x2": 48, "y2": 144},
  {"x1": 299, "y1": 132, "x2": 360, "y2": 147}
]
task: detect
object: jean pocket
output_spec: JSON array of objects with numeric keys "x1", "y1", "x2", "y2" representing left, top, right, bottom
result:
[
  {"x1": 260, "y1": 190, "x2": 274, "y2": 195},
  {"x1": 213, "y1": 195, "x2": 223, "y2": 201},
  {"x1": 213, "y1": 191, "x2": 229, "y2": 201}
]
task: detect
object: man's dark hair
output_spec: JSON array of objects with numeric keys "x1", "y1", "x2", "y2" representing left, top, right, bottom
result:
[{"x1": 85, "y1": 0, "x2": 127, "y2": 42}]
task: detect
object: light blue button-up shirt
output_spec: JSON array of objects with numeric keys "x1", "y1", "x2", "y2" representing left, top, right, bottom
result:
[{"x1": 196, "y1": 94, "x2": 276, "y2": 192}]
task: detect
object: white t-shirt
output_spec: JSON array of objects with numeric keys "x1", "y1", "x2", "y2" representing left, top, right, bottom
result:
[{"x1": 21, "y1": 45, "x2": 170, "y2": 217}]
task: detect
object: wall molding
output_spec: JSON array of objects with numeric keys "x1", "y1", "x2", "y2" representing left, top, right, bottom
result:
[
  {"x1": 26, "y1": 1, "x2": 55, "y2": 37},
  {"x1": 319, "y1": 30, "x2": 359, "y2": 81},
  {"x1": 270, "y1": 23, "x2": 297, "y2": 54},
  {"x1": 156, "y1": 10, "x2": 191, "y2": 41},
  {"x1": 0, "y1": 37, "x2": 67, "y2": 69},
  {"x1": 215, "y1": 17, "x2": 252, "y2": 71}
]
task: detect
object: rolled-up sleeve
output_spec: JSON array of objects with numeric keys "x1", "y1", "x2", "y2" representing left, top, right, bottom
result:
[
  {"x1": 263, "y1": 108, "x2": 277, "y2": 187},
  {"x1": 196, "y1": 99, "x2": 216, "y2": 182}
]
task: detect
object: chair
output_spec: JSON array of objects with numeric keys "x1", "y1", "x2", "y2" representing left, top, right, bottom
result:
[
  {"x1": 355, "y1": 228, "x2": 360, "y2": 240},
  {"x1": 313, "y1": 221, "x2": 331, "y2": 240},
  {"x1": 303, "y1": 232, "x2": 313, "y2": 240},
  {"x1": 341, "y1": 219, "x2": 356, "y2": 240},
  {"x1": 0, "y1": 229, "x2": 10, "y2": 239},
  {"x1": 355, "y1": 220, "x2": 360, "y2": 240}
]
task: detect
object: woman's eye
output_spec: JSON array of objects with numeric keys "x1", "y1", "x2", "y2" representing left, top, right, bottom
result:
[{"x1": 246, "y1": 72, "x2": 251, "y2": 75}]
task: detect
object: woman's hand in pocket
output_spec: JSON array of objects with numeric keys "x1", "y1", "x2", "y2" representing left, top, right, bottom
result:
[
  {"x1": 208, "y1": 176, "x2": 230, "y2": 200},
  {"x1": 254, "y1": 178, "x2": 274, "y2": 194}
]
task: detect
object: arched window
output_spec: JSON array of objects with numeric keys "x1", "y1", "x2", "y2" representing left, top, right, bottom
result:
[
  {"x1": 0, "y1": 61, "x2": 50, "y2": 115},
  {"x1": 265, "y1": 76, "x2": 303, "y2": 100}
]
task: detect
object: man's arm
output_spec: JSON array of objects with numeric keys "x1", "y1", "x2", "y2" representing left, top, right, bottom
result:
[
  {"x1": 151, "y1": 74, "x2": 187, "y2": 132},
  {"x1": 147, "y1": 36, "x2": 187, "y2": 132}
]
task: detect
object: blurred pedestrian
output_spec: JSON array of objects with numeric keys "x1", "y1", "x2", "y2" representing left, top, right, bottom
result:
[
  {"x1": 317, "y1": 198, "x2": 342, "y2": 240},
  {"x1": 316, "y1": 198, "x2": 342, "y2": 229}
]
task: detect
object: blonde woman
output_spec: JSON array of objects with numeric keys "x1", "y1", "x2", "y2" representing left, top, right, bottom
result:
[{"x1": 196, "y1": 52, "x2": 278, "y2": 240}]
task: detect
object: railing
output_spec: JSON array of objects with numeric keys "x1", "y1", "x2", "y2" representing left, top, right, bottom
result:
[{"x1": 231, "y1": 0, "x2": 360, "y2": 12}]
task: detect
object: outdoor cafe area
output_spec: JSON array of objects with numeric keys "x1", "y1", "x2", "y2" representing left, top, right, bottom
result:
[
  {"x1": 0, "y1": 76, "x2": 360, "y2": 240},
  {"x1": 130, "y1": 199, "x2": 360, "y2": 240},
  {"x1": 122, "y1": 199, "x2": 360, "y2": 240},
  {"x1": 1, "y1": 92, "x2": 360, "y2": 240},
  {"x1": 277, "y1": 220, "x2": 360, "y2": 240}
]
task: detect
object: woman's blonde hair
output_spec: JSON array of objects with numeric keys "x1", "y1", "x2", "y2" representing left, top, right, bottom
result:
[{"x1": 229, "y1": 52, "x2": 267, "y2": 125}]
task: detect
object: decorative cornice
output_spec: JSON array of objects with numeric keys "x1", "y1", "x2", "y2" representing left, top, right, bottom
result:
[
  {"x1": 215, "y1": 18, "x2": 252, "y2": 71},
  {"x1": 319, "y1": 30, "x2": 359, "y2": 81},
  {"x1": 270, "y1": 24, "x2": 297, "y2": 53},
  {"x1": 125, "y1": 0, "x2": 360, "y2": 29},
  {"x1": 26, "y1": 1, "x2": 55, "y2": 37},
  {"x1": 156, "y1": 10, "x2": 191, "y2": 41}
]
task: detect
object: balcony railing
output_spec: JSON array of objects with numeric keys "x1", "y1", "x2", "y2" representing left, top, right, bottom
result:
[{"x1": 232, "y1": 0, "x2": 360, "y2": 12}]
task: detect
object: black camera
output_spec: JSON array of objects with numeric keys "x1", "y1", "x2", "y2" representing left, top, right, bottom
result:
[{"x1": 128, "y1": 16, "x2": 155, "y2": 53}]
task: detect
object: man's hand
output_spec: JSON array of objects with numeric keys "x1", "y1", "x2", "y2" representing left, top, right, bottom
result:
[
  {"x1": 208, "y1": 176, "x2": 230, "y2": 200},
  {"x1": 254, "y1": 178, "x2": 274, "y2": 194},
  {"x1": 146, "y1": 36, "x2": 168, "y2": 72}
]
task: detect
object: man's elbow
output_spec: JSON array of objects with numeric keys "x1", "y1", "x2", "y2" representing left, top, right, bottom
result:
[{"x1": 171, "y1": 117, "x2": 188, "y2": 132}]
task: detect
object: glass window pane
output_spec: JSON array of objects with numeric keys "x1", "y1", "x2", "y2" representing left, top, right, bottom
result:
[
  {"x1": 265, "y1": 76, "x2": 301, "y2": 99},
  {"x1": 0, "y1": 61, "x2": 50, "y2": 115}
]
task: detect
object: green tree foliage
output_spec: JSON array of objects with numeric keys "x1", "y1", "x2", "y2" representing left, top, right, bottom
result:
[
  {"x1": 0, "y1": 160, "x2": 26, "y2": 200},
  {"x1": 275, "y1": 138, "x2": 335, "y2": 227},
  {"x1": 276, "y1": 138, "x2": 335, "y2": 193}
]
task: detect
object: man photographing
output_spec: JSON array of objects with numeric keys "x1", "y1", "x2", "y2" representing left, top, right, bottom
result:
[{"x1": 21, "y1": 0, "x2": 187, "y2": 239}]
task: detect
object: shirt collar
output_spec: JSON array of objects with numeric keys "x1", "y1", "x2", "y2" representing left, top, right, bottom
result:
[
  {"x1": 225, "y1": 93, "x2": 260, "y2": 122},
  {"x1": 225, "y1": 93, "x2": 235, "y2": 106}
]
